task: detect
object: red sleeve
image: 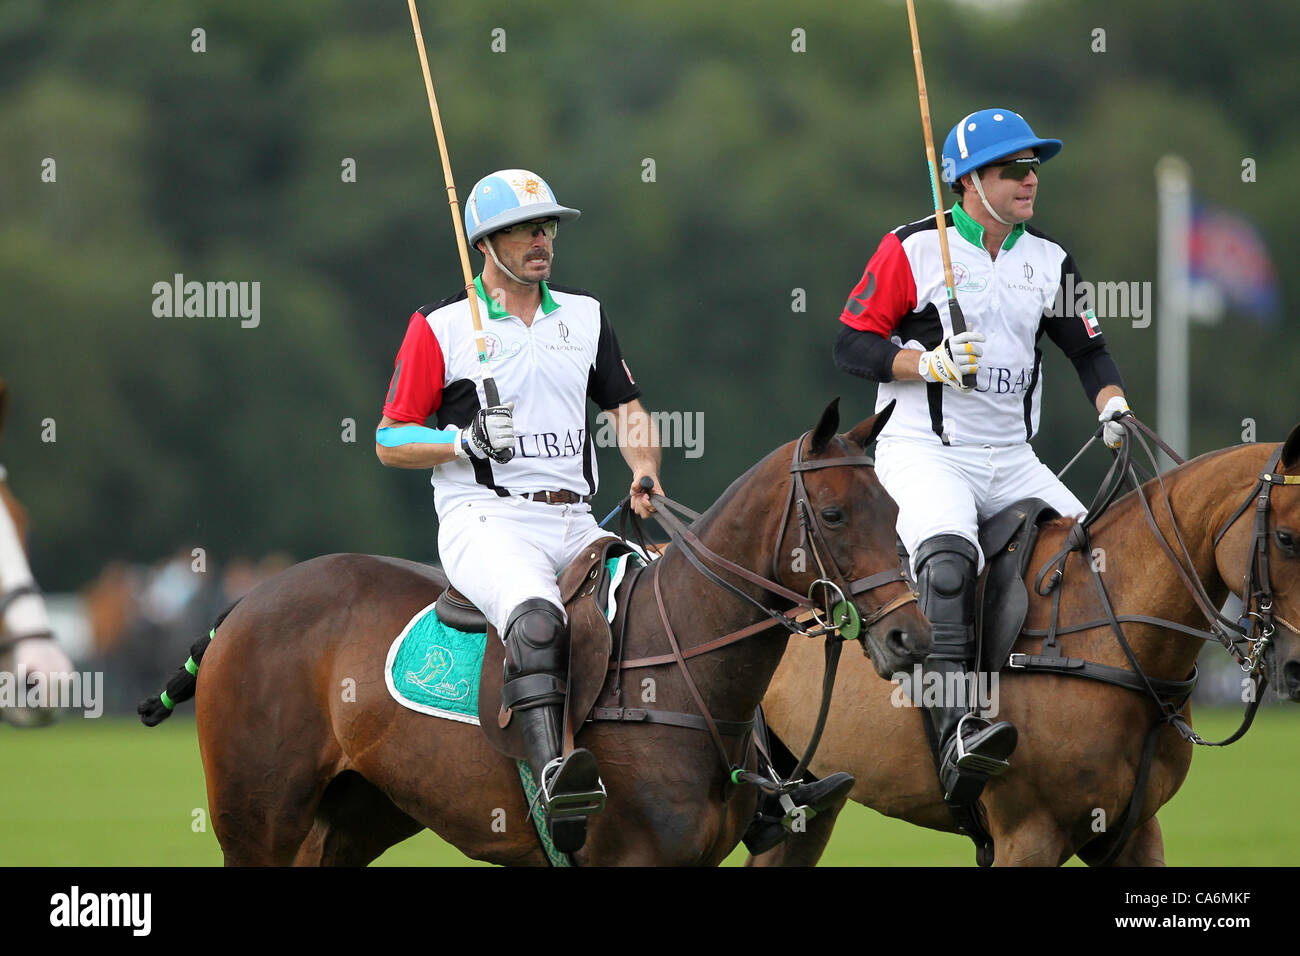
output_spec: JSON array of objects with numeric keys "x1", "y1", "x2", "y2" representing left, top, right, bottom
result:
[
  {"x1": 382, "y1": 312, "x2": 445, "y2": 422},
  {"x1": 837, "y1": 233, "x2": 917, "y2": 336}
]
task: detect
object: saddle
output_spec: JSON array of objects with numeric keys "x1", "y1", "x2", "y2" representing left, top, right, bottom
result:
[
  {"x1": 974, "y1": 497, "x2": 1060, "y2": 674},
  {"x1": 433, "y1": 536, "x2": 636, "y2": 761}
]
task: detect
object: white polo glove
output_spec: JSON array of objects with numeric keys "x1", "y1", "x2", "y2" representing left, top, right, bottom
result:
[
  {"x1": 1099, "y1": 395, "x2": 1131, "y2": 449},
  {"x1": 454, "y1": 402, "x2": 515, "y2": 463},
  {"x1": 918, "y1": 331, "x2": 985, "y2": 392}
]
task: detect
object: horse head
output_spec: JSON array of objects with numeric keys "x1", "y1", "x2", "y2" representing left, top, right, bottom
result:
[
  {"x1": 775, "y1": 398, "x2": 931, "y2": 679},
  {"x1": 1211, "y1": 424, "x2": 1300, "y2": 703},
  {"x1": 1263, "y1": 423, "x2": 1300, "y2": 701},
  {"x1": 0, "y1": 464, "x2": 72, "y2": 728}
]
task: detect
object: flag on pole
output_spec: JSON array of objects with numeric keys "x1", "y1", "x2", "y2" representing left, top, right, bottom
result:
[{"x1": 1187, "y1": 201, "x2": 1279, "y2": 323}]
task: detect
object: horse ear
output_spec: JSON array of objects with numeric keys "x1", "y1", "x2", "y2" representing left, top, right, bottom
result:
[
  {"x1": 846, "y1": 399, "x2": 896, "y2": 451},
  {"x1": 809, "y1": 398, "x2": 841, "y2": 455},
  {"x1": 1281, "y1": 423, "x2": 1300, "y2": 471}
]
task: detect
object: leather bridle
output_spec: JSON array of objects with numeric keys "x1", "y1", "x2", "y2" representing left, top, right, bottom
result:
[
  {"x1": 1016, "y1": 417, "x2": 1296, "y2": 865},
  {"x1": 601, "y1": 432, "x2": 918, "y2": 788}
]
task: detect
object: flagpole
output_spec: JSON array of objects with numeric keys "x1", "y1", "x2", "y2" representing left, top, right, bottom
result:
[{"x1": 1156, "y1": 155, "x2": 1192, "y2": 466}]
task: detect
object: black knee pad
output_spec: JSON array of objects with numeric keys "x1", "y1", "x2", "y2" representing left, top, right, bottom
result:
[
  {"x1": 503, "y1": 598, "x2": 567, "y2": 677},
  {"x1": 913, "y1": 534, "x2": 979, "y2": 661}
]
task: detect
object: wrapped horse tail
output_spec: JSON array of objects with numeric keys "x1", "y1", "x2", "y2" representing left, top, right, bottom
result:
[{"x1": 137, "y1": 600, "x2": 241, "y2": 727}]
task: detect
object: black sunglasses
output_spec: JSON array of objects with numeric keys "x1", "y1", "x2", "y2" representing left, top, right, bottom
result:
[
  {"x1": 498, "y1": 218, "x2": 559, "y2": 238},
  {"x1": 984, "y1": 157, "x2": 1041, "y2": 181}
]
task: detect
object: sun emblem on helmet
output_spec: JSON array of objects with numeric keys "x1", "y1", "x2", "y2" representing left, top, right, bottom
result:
[{"x1": 514, "y1": 176, "x2": 545, "y2": 202}]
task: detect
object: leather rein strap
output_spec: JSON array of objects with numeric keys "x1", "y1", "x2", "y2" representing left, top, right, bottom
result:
[
  {"x1": 600, "y1": 434, "x2": 916, "y2": 787},
  {"x1": 1021, "y1": 418, "x2": 1293, "y2": 864}
]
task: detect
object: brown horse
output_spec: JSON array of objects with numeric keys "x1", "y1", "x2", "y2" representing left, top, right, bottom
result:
[
  {"x1": 751, "y1": 426, "x2": 1300, "y2": 867},
  {"x1": 150, "y1": 401, "x2": 930, "y2": 865},
  {"x1": 0, "y1": 379, "x2": 75, "y2": 728}
]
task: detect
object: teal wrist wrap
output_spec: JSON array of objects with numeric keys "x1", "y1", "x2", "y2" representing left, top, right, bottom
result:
[{"x1": 375, "y1": 425, "x2": 458, "y2": 447}]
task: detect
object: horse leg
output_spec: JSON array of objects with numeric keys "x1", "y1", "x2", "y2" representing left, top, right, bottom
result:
[
  {"x1": 292, "y1": 771, "x2": 425, "y2": 866},
  {"x1": 195, "y1": 614, "x2": 342, "y2": 866},
  {"x1": 1080, "y1": 815, "x2": 1167, "y2": 867},
  {"x1": 990, "y1": 812, "x2": 1071, "y2": 867},
  {"x1": 743, "y1": 787, "x2": 850, "y2": 867}
]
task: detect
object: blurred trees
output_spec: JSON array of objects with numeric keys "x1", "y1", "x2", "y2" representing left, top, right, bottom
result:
[{"x1": 2, "y1": 0, "x2": 1296, "y2": 588}]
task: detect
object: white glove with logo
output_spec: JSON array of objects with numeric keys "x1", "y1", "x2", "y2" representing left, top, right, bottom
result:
[
  {"x1": 454, "y1": 402, "x2": 515, "y2": 463},
  {"x1": 918, "y1": 331, "x2": 985, "y2": 392},
  {"x1": 1099, "y1": 395, "x2": 1131, "y2": 449}
]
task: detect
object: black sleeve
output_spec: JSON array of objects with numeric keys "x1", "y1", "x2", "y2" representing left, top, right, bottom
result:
[
  {"x1": 588, "y1": 306, "x2": 642, "y2": 410},
  {"x1": 1041, "y1": 252, "x2": 1125, "y2": 404},
  {"x1": 834, "y1": 325, "x2": 901, "y2": 383}
]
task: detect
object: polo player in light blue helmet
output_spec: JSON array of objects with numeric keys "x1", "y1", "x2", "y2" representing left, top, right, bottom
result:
[
  {"x1": 464, "y1": 169, "x2": 581, "y2": 286},
  {"x1": 378, "y1": 166, "x2": 665, "y2": 854}
]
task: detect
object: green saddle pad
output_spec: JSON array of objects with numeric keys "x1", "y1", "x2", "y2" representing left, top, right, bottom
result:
[
  {"x1": 385, "y1": 607, "x2": 486, "y2": 724},
  {"x1": 385, "y1": 552, "x2": 645, "y2": 726}
]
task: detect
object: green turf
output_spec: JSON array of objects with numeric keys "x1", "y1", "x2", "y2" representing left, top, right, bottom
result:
[{"x1": 1, "y1": 707, "x2": 1294, "y2": 865}]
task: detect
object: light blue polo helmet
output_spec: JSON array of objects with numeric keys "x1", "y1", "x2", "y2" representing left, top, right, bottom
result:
[
  {"x1": 463, "y1": 169, "x2": 581, "y2": 247},
  {"x1": 941, "y1": 109, "x2": 1061, "y2": 187}
]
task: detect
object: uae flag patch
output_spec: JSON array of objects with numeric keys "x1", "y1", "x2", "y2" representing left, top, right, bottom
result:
[{"x1": 1080, "y1": 308, "x2": 1101, "y2": 338}]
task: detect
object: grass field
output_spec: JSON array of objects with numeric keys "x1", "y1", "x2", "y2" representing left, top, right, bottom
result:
[{"x1": 1, "y1": 708, "x2": 1295, "y2": 866}]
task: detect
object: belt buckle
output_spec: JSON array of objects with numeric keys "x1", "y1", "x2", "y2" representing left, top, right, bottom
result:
[
  {"x1": 546, "y1": 491, "x2": 559, "y2": 504},
  {"x1": 1008, "y1": 653, "x2": 1028, "y2": 669}
]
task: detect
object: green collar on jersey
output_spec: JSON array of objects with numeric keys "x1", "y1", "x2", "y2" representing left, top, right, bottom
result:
[
  {"x1": 952, "y1": 201, "x2": 1026, "y2": 252},
  {"x1": 473, "y1": 274, "x2": 561, "y2": 320}
]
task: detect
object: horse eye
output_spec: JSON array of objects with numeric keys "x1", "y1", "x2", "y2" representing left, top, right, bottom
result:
[
  {"x1": 821, "y1": 507, "x2": 846, "y2": 524},
  {"x1": 1277, "y1": 530, "x2": 1297, "y2": 553}
]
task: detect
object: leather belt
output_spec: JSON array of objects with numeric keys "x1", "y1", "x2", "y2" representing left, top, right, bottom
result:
[{"x1": 520, "y1": 490, "x2": 592, "y2": 505}]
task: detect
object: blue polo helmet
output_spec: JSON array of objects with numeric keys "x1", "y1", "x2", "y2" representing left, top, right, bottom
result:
[
  {"x1": 941, "y1": 109, "x2": 1062, "y2": 186},
  {"x1": 464, "y1": 169, "x2": 581, "y2": 246}
]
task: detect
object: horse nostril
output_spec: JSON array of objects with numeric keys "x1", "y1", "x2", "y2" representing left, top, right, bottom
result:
[
  {"x1": 1284, "y1": 660, "x2": 1300, "y2": 692},
  {"x1": 886, "y1": 628, "x2": 909, "y2": 660}
]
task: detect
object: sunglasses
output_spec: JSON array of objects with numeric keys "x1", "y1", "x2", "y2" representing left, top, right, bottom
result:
[
  {"x1": 498, "y1": 218, "x2": 559, "y2": 238},
  {"x1": 984, "y1": 157, "x2": 1041, "y2": 181}
]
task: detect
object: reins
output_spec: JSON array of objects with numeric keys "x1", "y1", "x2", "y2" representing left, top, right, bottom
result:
[
  {"x1": 1022, "y1": 415, "x2": 1292, "y2": 863},
  {"x1": 598, "y1": 435, "x2": 916, "y2": 794}
]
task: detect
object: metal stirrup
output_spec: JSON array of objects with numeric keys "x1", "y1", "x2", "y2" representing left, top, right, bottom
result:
[
  {"x1": 539, "y1": 757, "x2": 608, "y2": 819},
  {"x1": 952, "y1": 714, "x2": 1011, "y2": 775}
]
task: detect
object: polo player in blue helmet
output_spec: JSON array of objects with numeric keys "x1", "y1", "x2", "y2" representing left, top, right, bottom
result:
[
  {"x1": 832, "y1": 109, "x2": 1133, "y2": 814},
  {"x1": 376, "y1": 169, "x2": 664, "y2": 853}
]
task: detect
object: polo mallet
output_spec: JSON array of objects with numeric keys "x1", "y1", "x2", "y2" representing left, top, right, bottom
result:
[
  {"x1": 905, "y1": 0, "x2": 975, "y2": 390},
  {"x1": 406, "y1": 0, "x2": 512, "y2": 457}
]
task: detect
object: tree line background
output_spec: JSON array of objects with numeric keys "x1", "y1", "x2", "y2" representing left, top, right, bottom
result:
[{"x1": 2, "y1": 0, "x2": 1297, "y2": 590}]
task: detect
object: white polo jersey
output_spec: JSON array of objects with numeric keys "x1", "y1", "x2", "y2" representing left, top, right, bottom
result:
[
  {"x1": 383, "y1": 276, "x2": 640, "y2": 517},
  {"x1": 839, "y1": 203, "x2": 1113, "y2": 447}
]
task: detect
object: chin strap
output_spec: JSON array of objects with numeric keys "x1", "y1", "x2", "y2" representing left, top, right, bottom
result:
[
  {"x1": 968, "y1": 168, "x2": 1013, "y2": 226},
  {"x1": 482, "y1": 236, "x2": 529, "y2": 286}
]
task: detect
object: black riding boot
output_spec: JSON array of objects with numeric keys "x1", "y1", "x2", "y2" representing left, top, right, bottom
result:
[
  {"x1": 501, "y1": 599, "x2": 605, "y2": 854},
  {"x1": 913, "y1": 535, "x2": 1018, "y2": 807}
]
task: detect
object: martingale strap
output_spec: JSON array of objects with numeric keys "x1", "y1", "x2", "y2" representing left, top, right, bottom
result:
[
  {"x1": 1023, "y1": 411, "x2": 1290, "y2": 859},
  {"x1": 594, "y1": 435, "x2": 916, "y2": 787}
]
